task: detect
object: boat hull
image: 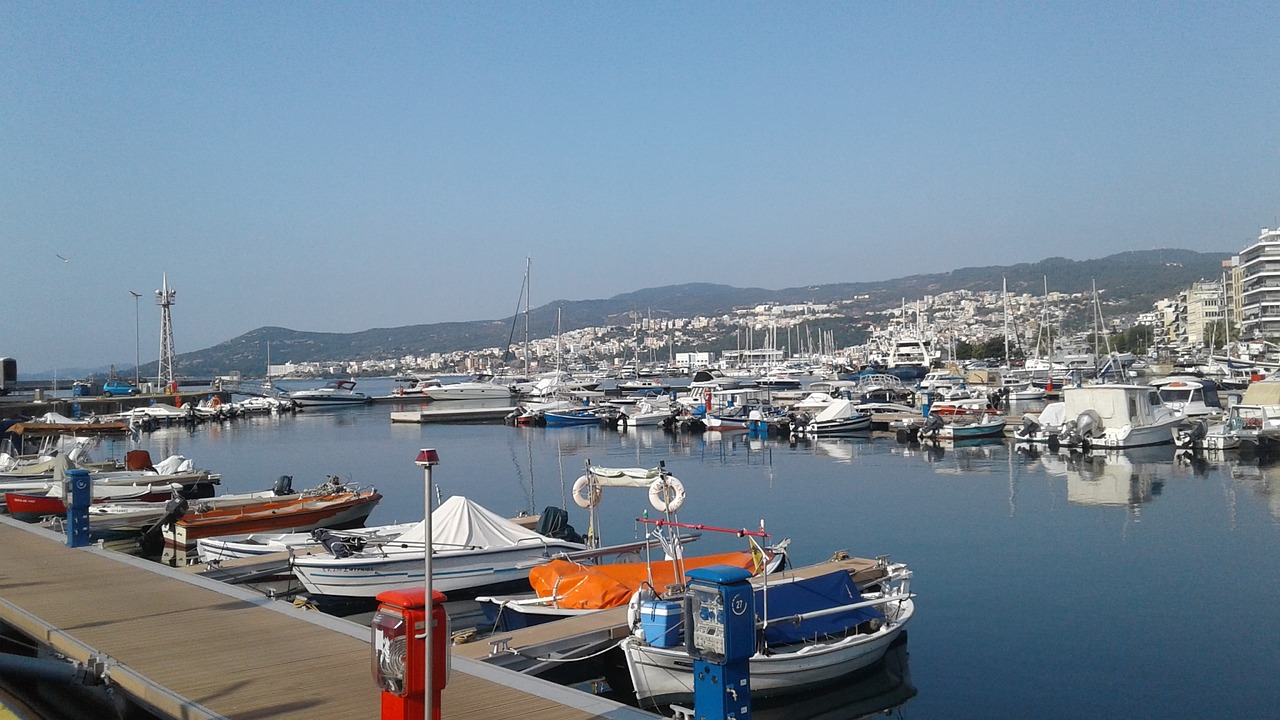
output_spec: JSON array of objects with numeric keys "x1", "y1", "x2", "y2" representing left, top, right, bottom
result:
[
  {"x1": 291, "y1": 541, "x2": 582, "y2": 597},
  {"x1": 166, "y1": 490, "x2": 381, "y2": 550},
  {"x1": 624, "y1": 598, "x2": 914, "y2": 705}
]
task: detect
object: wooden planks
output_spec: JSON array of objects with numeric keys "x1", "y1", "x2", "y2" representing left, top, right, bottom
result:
[{"x1": 0, "y1": 520, "x2": 651, "y2": 719}]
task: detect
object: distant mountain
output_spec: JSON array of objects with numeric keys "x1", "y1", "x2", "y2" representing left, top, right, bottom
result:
[{"x1": 167, "y1": 248, "x2": 1228, "y2": 377}]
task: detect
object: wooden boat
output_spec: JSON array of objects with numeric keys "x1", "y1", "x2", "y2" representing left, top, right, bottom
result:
[
  {"x1": 621, "y1": 558, "x2": 914, "y2": 708},
  {"x1": 141, "y1": 476, "x2": 381, "y2": 552}
]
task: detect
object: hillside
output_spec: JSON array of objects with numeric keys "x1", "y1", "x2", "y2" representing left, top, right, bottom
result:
[{"x1": 168, "y1": 248, "x2": 1228, "y2": 377}]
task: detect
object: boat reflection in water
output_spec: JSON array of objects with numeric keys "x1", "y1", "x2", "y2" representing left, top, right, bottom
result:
[{"x1": 1015, "y1": 444, "x2": 1168, "y2": 510}]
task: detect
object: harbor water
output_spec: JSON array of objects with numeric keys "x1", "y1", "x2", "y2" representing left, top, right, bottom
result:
[{"x1": 95, "y1": 378, "x2": 1280, "y2": 718}]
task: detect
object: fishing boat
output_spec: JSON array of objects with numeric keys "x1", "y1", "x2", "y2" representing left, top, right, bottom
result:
[
  {"x1": 477, "y1": 464, "x2": 786, "y2": 631},
  {"x1": 543, "y1": 407, "x2": 610, "y2": 427},
  {"x1": 195, "y1": 522, "x2": 420, "y2": 564},
  {"x1": 930, "y1": 412, "x2": 1008, "y2": 441},
  {"x1": 621, "y1": 556, "x2": 914, "y2": 708},
  {"x1": 141, "y1": 475, "x2": 381, "y2": 552},
  {"x1": 1012, "y1": 384, "x2": 1183, "y2": 449},
  {"x1": 289, "y1": 380, "x2": 370, "y2": 407},
  {"x1": 790, "y1": 399, "x2": 872, "y2": 436},
  {"x1": 289, "y1": 495, "x2": 585, "y2": 598}
]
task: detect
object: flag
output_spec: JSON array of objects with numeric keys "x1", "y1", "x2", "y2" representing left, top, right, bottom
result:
[{"x1": 748, "y1": 536, "x2": 765, "y2": 574}]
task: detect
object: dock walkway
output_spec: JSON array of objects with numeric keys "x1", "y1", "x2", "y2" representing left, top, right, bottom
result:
[{"x1": 0, "y1": 518, "x2": 651, "y2": 719}]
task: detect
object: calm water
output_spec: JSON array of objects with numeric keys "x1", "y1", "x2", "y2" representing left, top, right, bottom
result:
[{"x1": 99, "y1": 379, "x2": 1280, "y2": 718}]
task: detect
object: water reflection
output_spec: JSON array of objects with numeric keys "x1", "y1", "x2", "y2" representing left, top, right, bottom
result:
[{"x1": 1015, "y1": 444, "x2": 1166, "y2": 509}]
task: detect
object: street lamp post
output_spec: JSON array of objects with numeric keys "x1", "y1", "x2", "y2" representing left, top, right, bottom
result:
[
  {"x1": 128, "y1": 291, "x2": 142, "y2": 388},
  {"x1": 414, "y1": 448, "x2": 440, "y2": 720}
]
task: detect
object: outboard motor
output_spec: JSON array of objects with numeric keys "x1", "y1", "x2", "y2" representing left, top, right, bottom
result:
[
  {"x1": 1017, "y1": 416, "x2": 1040, "y2": 440},
  {"x1": 919, "y1": 413, "x2": 945, "y2": 440},
  {"x1": 273, "y1": 475, "x2": 294, "y2": 496},
  {"x1": 1175, "y1": 418, "x2": 1208, "y2": 450},
  {"x1": 313, "y1": 529, "x2": 362, "y2": 558},
  {"x1": 536, "y1": 506, "x2": 582, "y2": 544}
]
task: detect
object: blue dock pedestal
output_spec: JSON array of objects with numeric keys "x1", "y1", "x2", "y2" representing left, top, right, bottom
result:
[
  {"x1": 65, "y1": 468, "x2": 91, "y2": 548},
  {"x1": 685, "y1": 565, "x2": 754, "y2": 720}
]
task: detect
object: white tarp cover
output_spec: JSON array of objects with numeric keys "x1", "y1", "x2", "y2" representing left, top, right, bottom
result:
[
  {"x1": 1242, "y1": 380, "x2": 1280, "y2": 407},
  {"x1": 586, "y1": 465, "x2": 664, "y2": 488},
  {"x1": 814, "y1": 398, "x2": 855, "y2": 422},
  {"x1": 394, "y1": 495, "x2": 547, "y2": 548},
  {"x1": 1064, "y1": 386, "x2": 1151, "y2": 425},
  {"x1": 152, "y1": 455, "x2": 194, "y2": 475}
]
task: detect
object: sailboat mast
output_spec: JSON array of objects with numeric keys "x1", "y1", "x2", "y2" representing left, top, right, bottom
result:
[
  {"x1": 1003, "y1": 277, "x2": 1010, "y2": 368},
  {"x1": 523, "y1": 257, "x2": 531, "y2": 376}
]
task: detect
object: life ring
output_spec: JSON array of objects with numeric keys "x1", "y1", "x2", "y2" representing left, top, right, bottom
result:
[
  {"x1": 209, "y1": 396, "x2": 222, "y2": 408},
  {"x1": 648, "y1": 475, "x2": 686, "y2": 513},
  {"x1": 572, "y1": 475, "x2": 600, "y2": 508}
]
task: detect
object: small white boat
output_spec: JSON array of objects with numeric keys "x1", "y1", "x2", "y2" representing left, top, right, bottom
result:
[
  {"x1": 1149, "y1": 376, "x2": 1225, "y2": 418},
  {"x1": 1013, "y1": 384, "x2": 1183, "y2": 449},
  {"x1": 422, "y1": 377, "x2": 514, "y2": 401},
  {"x1": 791, "y1": 399, "x2": 872, "y2": 435},
  {"x1": 622, "y1": 559, "x2": 914, "y2": 708},
  {"x1": 195, "y1": 522, "x2": 420, "y2": 564},
  {"x1": 289, "y1": 495, "x2": 584, "y2": 597},
  {"x1": 289, "y1": 380, "x2": 370, "y2": 407}
]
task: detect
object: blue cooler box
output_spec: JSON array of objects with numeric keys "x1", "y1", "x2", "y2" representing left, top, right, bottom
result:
[{"x1": 640, "y1": 600, "x2": 683, "y2": 648}]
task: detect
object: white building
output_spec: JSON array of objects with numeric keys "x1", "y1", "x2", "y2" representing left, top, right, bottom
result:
[{"x1": 1238, "y1": 228, "x2": 1280, "y2": 340}]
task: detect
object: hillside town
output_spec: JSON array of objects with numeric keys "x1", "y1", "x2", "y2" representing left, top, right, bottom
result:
[{"x1": 265, "y1": 230, "x2": 1280, "y2": 382}]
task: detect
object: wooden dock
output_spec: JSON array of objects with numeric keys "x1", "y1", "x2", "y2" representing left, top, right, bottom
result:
[{"x1": 0, "y1": 517, "x2": 653, "y2": 719}]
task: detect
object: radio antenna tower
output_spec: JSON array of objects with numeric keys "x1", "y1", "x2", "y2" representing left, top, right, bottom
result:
[{"x1": 155, "y1": 273, "x2": 177, "y2": 388}]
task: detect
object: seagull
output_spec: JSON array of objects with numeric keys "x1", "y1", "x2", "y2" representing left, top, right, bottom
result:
[{"x1": 56, "y1": 254, "x2": 70, "y2": 263}]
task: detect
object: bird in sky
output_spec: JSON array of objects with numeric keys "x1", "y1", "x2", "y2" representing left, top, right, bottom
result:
[{"x1": 56, "y1": 254, "x2": 70, "y2": 263}]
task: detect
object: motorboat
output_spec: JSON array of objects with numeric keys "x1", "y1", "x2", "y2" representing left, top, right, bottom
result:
[
  {"x1": 1149, "y1": 376, "x2": 1225, "y2": 418},
  {"x1": 790, "y1": 399, "x2": 872, "y2": 435},
  {"x1": 621, "y1": 557, "x2": 914, "y2": 708},
  {"x1": 476, "y1": 463, "x2": 786, "y2": 631},
  {"x1": 139, "y1": 475, "x2": 381, "y2": 552},
  {"x1": 1012, "y1": 384, "x2": 1183, "y2": 449},
  {"x1": 927, "y1": 412, "x2": 1008, "y2": 441},
  {"x1": 618, "y1": 400, "x2": 672, "y2": 428},
  {"x1": 289, "y1": 495, "x2": 586, "y2": 598},
  {"x1": 289, "y1": 380, "x2": 370, "y2": 407},
  {"x1": 195, "y1": 521, "x2": 421, "y2": 564},
  {"x1": 422, "y1": 376, "x2": 514, "y2": 401}
]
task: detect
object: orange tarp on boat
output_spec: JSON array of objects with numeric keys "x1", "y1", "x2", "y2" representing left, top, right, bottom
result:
[{"x1": 528, "y1": 549, "x2": 765, "y2": 610}]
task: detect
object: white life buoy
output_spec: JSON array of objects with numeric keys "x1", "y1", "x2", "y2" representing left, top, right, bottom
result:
[
  {"x1": 648, "y1": 475, "x2": 686, "y2": 513},
  {"x1": 572, "y1": 475, "x2": 600, "y2": 508}
]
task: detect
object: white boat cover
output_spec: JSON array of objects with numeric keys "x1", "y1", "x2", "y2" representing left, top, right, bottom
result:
[
  {"x1": 152, "y1": 455, "x2": 194, "y2": 475},
  {"x1": 393, "y1": 496, "x2": 547, "y2": 549},
  {"x1": 586, "y1": 465, "x2": 665, "y2": 488},
  {"x1": 814, "y1": 398, "x2": 855, "y2": 422}
]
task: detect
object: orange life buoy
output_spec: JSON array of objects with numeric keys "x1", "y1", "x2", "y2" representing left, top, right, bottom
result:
[{"x1": 210, "y1": 396, "x2": 222, "y2": 408}]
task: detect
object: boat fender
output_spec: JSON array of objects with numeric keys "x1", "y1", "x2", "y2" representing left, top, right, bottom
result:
[
  {"x1": 648, "y1": 475, "x2": 686, "y2": 513},
  {"x1": 626, "y1": 585, "x2": 657, "y2": 636},
  {"x1": 571, "y1": 475, "x2": 600, "y2": 508}
]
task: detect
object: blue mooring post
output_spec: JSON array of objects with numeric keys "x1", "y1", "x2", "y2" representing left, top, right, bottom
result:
[
  {"x1": 685, "y1": 565, "x2": 754, "y2": 720},
  {"x1": 65, "y1": 468, "x2": 91, "y2": 548},
  {"x1": 922, "y1": 390, "x2": 932, "y2": 417}
]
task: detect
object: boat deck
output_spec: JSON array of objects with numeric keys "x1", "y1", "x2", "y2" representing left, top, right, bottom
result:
[
  {"x1": 458, "y1": 554, "x2": 888, "y2": 671},
  {"x1": 0, "y1": 517, "x2": 652, "y2": 719}
]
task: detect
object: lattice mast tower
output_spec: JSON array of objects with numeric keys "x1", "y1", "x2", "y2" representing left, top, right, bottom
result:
[{"x1": 155, "y1": 273, "x2": 177, "y2": 388}]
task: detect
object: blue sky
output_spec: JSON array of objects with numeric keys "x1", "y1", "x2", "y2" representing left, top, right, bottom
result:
[{"x1": 3, "y1": 2, "x2": 1277, "y2": 373}]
